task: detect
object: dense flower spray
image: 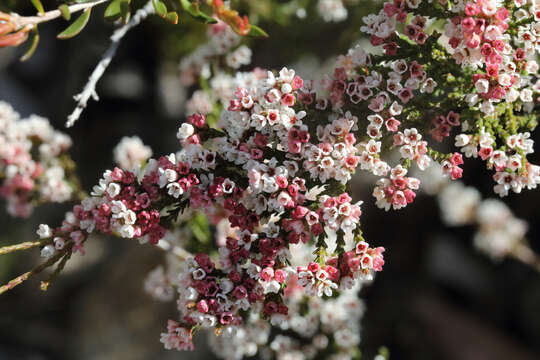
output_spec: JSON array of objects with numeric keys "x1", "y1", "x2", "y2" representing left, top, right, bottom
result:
[{"x1": 2, "y1": 0, "x2": 540, "y2": 357}]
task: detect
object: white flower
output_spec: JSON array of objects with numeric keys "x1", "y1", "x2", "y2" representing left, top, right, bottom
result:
[
  {"x1": 520, "y1": 88, "x2": 533, "y2": 102},
  {"x1": 219, "y1": 278, "x2": 234, "y2": 294},
  {"x1": 110, "y1": 200, "x2": 127, "y2": 214},
  {"x1": 278, "y1": 67, "x2": 295, "y2": 82},
  {"x1": 158, "y1": 168, "x2": 178, "y2": 188},
  {"x1": 399, "y1": 145, "x2": 414, "y2": 159},
  {"x1": 475, "y1": 79, "x2": 489, "y2": 94},
  {"x1": 480, "y1": 101, "x2": 495, "y2": 115},
  {"x1": 264, "y1": 280, "x2": 281, "y2": 294},
  {"x1": 465, "y1": 93, "x2": 479, "y2": 106},
  {"x1": 37, "y1": 224, "x2": 52, "y2": 239},
  {"x1": 455, "y1": 134, "x2": 470, "y2": 147},
  {"x1": 106, "y1": 182, "x2": 121, "y2": 198},
  {"x1": 122, "y1": 210, "x2": 137, "y2": 225},
  {"x1": 167, "y1": 182, "x2": 184, "y2": 198},
  {"x1": 192, "y1": 268, "x2": 207, "y2": 280},
  {"x1": 40, "y1": 245, "x2": 55, "y2": 258},
  {"x1": 281, "y1": 83, "x2": 293, "y2": 94},
  {"x1": 119, "y1": 224, "x2": 135, "y2": 238},
  {"x1": 53, "y1": 237, "x2": 65, "y2": 250},
  {"x1": 498, "y1": 74, "x2": 512, "y2": 87},
  {"x1": 177, "y1": 123, "x2": 195, "y2": 140}
]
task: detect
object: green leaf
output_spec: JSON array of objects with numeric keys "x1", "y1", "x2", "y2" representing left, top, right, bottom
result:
[
  {"x1": 152, "y1": 0, "x2": 167, "y2": 18},
  {"x1": 58, "y1": 4, "x2": 71, "y2": 21},
  {"x1": 166, "y1": 11, "x2": 178, "y2": 24},
  {"x1": 247, "y1": 24, "x2": 269, "y2": 38},
  {"x1": 57, "y1": 8, "x2": 92, "y2": 40},
  {"x1": 30, "y1": 0, "x2": 45, "y2": 14},
  {"x1": 190, "y1": 213, "x2": 211, "y2": 244},
  {"x1": 179, "y1": 0, "x2": 217, "y2": 24},
  {"x1": 120, "y1": 1, "x2": 131, "y2": 24},
  {"x1": 20, "y1": 29, "x2": 39, "y2": 62},
  {"x1": 104, "y1": 0, "x2": 131, "y2": 22},
  {"x1": 104, "y1": 0, "x2": 122, "y2": 20}
]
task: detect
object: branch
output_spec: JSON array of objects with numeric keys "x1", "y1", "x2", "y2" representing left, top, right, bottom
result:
[
  {"x1": 511, "y1": 242, "x2": 540, "y2": 273},
  {"x1": 65, "y1": 1, "x2": 155, "y2": 128},
  {"x1": 0, "y1": 250, "x2": 64, "y2": 295},
  {"x1": 12, "y1": 0, "x2": 110, "y2": 30},
  {"x1": 156, "y1": 239, "x2": 193, "y2": 260},
  {"x1": 0, "y1": 240, "x2": 47, "y2": 255}
]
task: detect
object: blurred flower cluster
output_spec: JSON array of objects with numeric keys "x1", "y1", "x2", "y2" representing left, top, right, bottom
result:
[{"x1": 0, "y1": 102, "x2": 76, "y2": 217}]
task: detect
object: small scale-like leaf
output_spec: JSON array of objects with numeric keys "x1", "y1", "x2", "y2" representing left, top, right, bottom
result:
[
  {"x1": 166, "y1": 11, "x2": 179, "y2": 24},
  {"x1": 20, "y1": 29, "x2": 39, "y2": 62},
  {"x1": 179, "y1": 0, "x2": 217, "y2": 24},
  {"x1": 58, "y1": 4, "x2": 71, "y2": 21},
  {"x1": 248, "y1": 24, "x2": 269, "y2": 38},
  {"x1": 152, "y1": 0, "x2": 168, "y2": 18},
  {"x1": 57, "y1": 8, "x2": 91, "y2": 40},
  {"x1": 30, "y1": 0, "x2": 45, "y2": 14}
]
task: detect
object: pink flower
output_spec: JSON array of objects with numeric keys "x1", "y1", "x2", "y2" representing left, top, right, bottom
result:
[
  {"x1": 263, "y1": 301, "x2": 278, "y2": 315},
  {"x1": 464, "y1": 3, "x2": 479, "y2": 16},
  {"x1": 292, "y1": 75, "x2": 304, "y2": 90},
  {"x1": 282, "y1": 93, "x2": 295, "y2": 106},
  {"x1": 275, "y1": 269, "x2": 286, "y2": 283},
  {"x1": 461, "y1": 17, "x2": 476, "y2": 31},
  {"x1": 383, "y1": 42, "x2": 398, "y2": 55},
  {"x1": 398, "y1": 88, "x2": 413, "y2": 103},
  {"x1": 372, "y1": 247, "x2": 385, "y2": 272},
  {"x1": 187, "y1": 113, "x2": 206, "y2": 128},
  {"x1": 197, "y1": 300, "x2": 209, "y2": 313},
  {"x1": 479, "y1": 146, "x2": 493, "y2": 160},
  {"x1": 385, "y1": 117, "x2": 401, "y2": 132},
  {"x1": 220, "y1": 312, "x2": 234, "y2": 324},
  {"x1": 291, "y1": 205, "x2": 309, "y2": 219},
  {"x1": 450, "y1": 166, "x2": 463, "y2": 180},
  {"x1": 261, "y1": 267, "x2": 274, "y2": 281},
  {"x1": 450, "y1": 152, "x2": 464, "y2": 166}
]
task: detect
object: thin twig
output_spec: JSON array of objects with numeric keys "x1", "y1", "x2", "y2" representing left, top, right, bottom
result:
[
  {"x1": 511, "y1": 242, "x2": 540, "y2": 273},
  {"x1": 66, "y1": 1, "x2": 155, "y2": 128},
  {"x1": 0, "y1": 250, "x2": 64, "y2": 295},
  {"x1": 0, "y1": 240, "x2": 48, "y2": 256},
  {"x1": 12, "y1": 0, "x2": 110, "y2": 30},
  {"x1": 156, "y1": 239, "x2": 193, "y2": 260},
  {"x1": 40, "y1": 244, "x2": 74, "y2": 291}
]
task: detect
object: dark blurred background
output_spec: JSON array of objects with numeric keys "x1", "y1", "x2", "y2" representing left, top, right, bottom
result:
[{"x1": 1, "y1": 1, "x2": 540, "y2": 359}]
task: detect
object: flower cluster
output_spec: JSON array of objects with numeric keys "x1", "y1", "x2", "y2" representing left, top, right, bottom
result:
[
  {"x1": 0, "y1": 102, "x2": 75, "y2": 217},
  {"x1": 430, "y1": 111, "x2": 461, "y2": 142},
  {"x1": 444, "y1": 0, "x2": 539, "y2": 113},
  {"x1": 372, "y1": 165, "x2": 420, "y2": 210},
  {"x1": 179, "y1": 20, "x2": 249, "y2": 86},
  {"x1": 147, "y1": 226, "x2": 370, "y2": 360},
  {"x1": 209, "y1": 276, "x2": 366, "y2": 360},
  {"x1": 455, "y1": 128, "x2": 540, "y2": 196}
]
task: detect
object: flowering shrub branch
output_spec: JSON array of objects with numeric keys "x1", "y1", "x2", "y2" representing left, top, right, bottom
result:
[
  {"x1": 66, "y1": 0, "x2": 156, "y2": 128},
  {"x1": 2, "y1": 0, "x2": 540, "y2": 357},
  {"x1": 1, "y1": 0, "x2": 266, "y2": 125}
]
